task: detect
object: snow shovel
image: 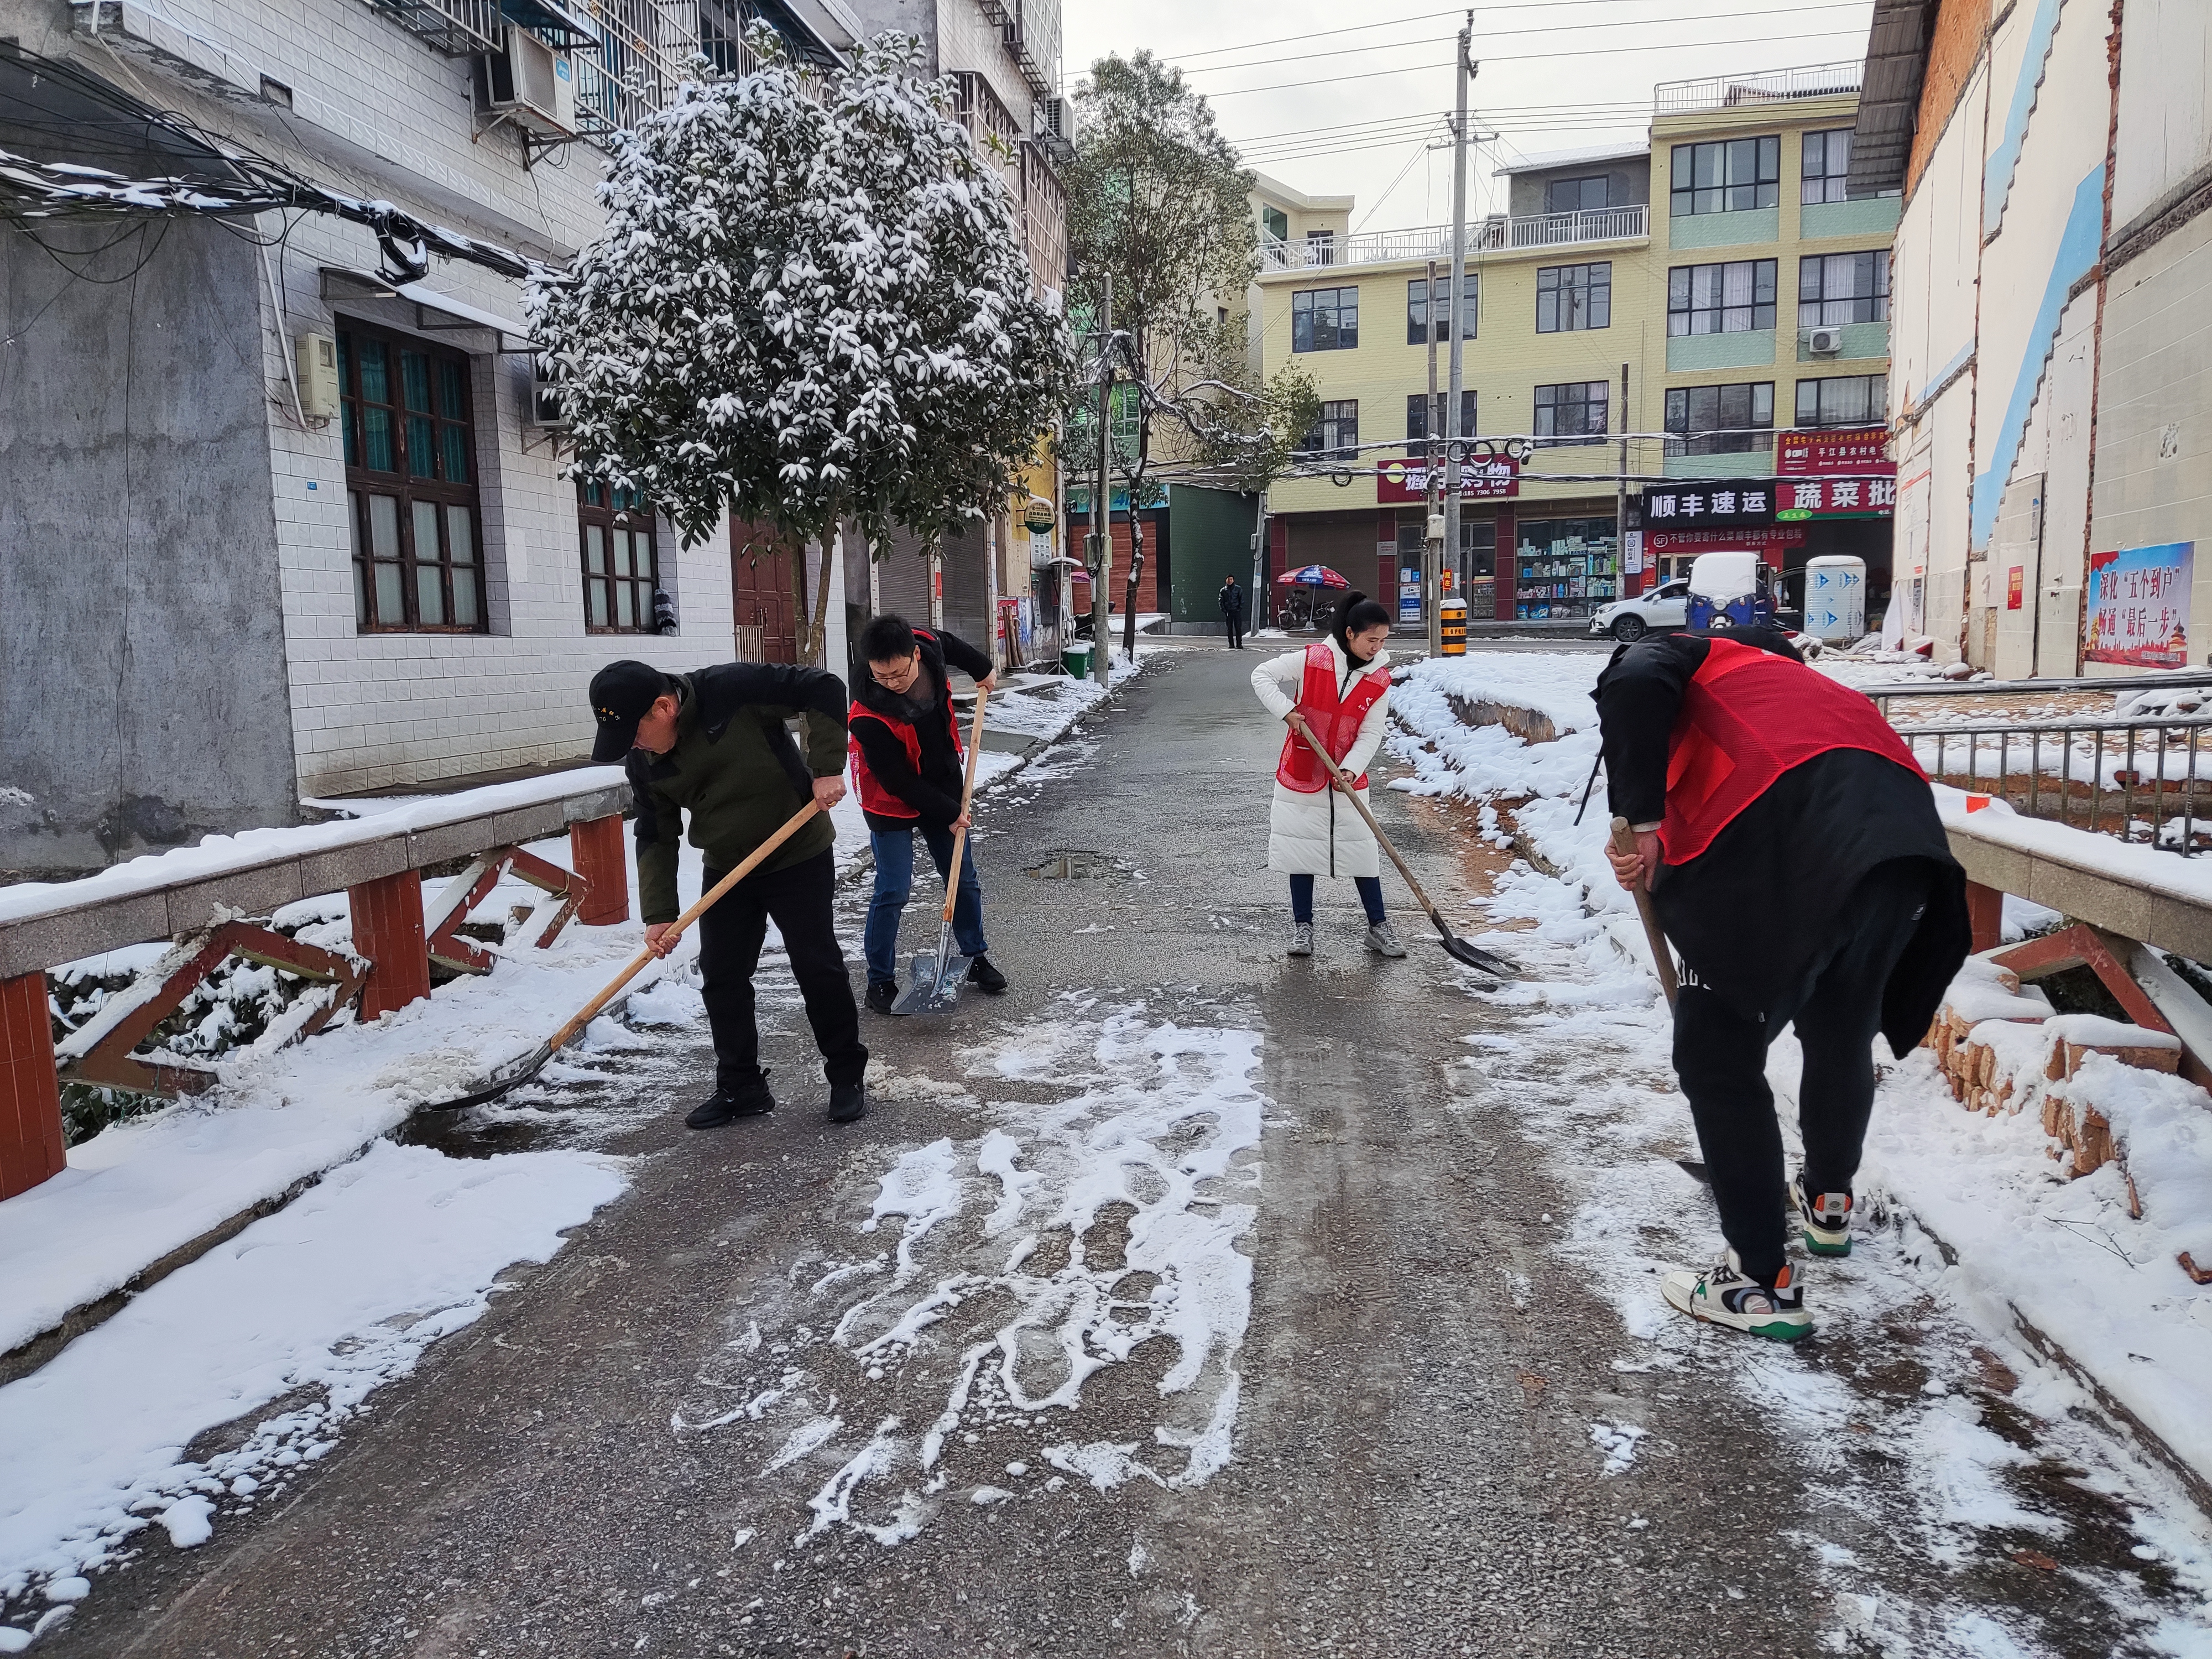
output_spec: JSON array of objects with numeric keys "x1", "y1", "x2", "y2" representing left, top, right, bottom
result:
[
  {"x1": 1288, "y1": 717, "x2": 1517, "y2": 979},
  {"x1": 1610, "y1": 815, "x2": 1680, "y2": 1010},
  {"x1": 420, "y1": 799, "x2": 825, "y2": 1112},
  {"x1": 893, "y1": 681, "x2": 992, "y2": 1015}
]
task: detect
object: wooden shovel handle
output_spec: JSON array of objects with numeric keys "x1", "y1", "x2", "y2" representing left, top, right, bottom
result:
[
  {"x1": 1610, "y1": 816, "x2": 1680, "y2": 1009},
  {"x1": 939, "y1": 681, "x2": 990, "y2": 925},
  {"x1": 546, "y1": 799, "x2": 822, "y2": 1053},
  {"x1": 1289, "y1": 715, "x2": 1446, "y2": 929}
]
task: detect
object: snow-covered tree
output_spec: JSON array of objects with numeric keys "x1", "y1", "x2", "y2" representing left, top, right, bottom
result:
[{"x1": 529, "y1": 28, "x2": 1073, "y2": 662}]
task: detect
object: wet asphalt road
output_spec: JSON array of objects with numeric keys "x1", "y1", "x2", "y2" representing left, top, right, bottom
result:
[{"x1": 40, "y1": 643, "x2": 2185, "y2": 1658}]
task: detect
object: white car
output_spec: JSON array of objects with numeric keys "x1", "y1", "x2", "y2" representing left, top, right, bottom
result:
[{"x1": 1588, "y1": 579, "x2": 1689, "y2": 641}]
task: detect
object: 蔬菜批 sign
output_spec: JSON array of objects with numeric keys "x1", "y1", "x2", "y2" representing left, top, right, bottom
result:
[
  {"x1": 2086, "y1": 542, "x2": 2194, "y2": 667},
  {"x1": 1772, "y1": 475, "x2": 1897, "y2": 520}
]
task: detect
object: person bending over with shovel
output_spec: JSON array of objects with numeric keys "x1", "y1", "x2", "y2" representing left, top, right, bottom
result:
[
  {"x1": 588, "y1": 658, "x2": 869, "y2": 1129},
  {"x1": 1250, "y1": 591, "x2": 1406, "y2": 960},
  {"x1": 848, "y1": 615, "x2": 1007, "y2": 1015},
  {"x1": 1595, "y1": 623, "x2": 1969, "y2": 1341}
]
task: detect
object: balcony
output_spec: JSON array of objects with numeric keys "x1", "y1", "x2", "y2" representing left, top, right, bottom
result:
[
  {"x1": 1653, "y1": 60, "x2": 1863, "y2": 117},
  {"x1": 1259, "y1": 205, "x2": 1647, "y2": 272}
]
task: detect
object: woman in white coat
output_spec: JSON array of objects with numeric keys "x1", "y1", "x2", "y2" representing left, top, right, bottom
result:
[{"x1": 1250, "y1": 592, "x2": 1407, "y2": 959}]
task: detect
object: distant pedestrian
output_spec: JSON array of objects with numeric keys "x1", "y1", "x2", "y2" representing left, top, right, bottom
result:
[
  {"x1": 1219, "y1": 575, "x2": 1247, "y2": 649},
  {"x1": 847, "y1": 614, "x2": 1008, "y2": 1014},
  {"x1": 1250, "y1": 591, "x2": 1405, "y2": 959},
  {"x1": 1597, "y1": 623, "x2": 1969, "y2": 1342},
  {"x1": 589, "y1": 658, "x2": 869, "y2": 1129}
]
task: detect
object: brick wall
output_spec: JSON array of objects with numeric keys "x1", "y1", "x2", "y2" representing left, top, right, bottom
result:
[{"x1": 1909, "y1": 0, "x2": 1994, "y2": 200}]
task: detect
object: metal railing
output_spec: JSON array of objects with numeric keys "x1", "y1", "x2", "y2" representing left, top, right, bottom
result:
[
  {"x1": 1867, "y1": 669, "x2": 2212, "y2": 719},
  {"x1": 572, "y1": 0, "x2": 683, "y2": 137},
  {"x1": 366, "y1": 0, "x2": 501, "y2": 55},
  {"x1": 1259, "y1": 205, "x2": 1648, "y2": 271},
  {"x1": 1903, "y1": 714, "x2": 2212, "y2": 853},
  {"x1": 1654, "y1": 60, "x2": 1863, "y2": 116}
]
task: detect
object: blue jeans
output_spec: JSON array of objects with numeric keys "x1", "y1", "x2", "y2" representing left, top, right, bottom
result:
[
  {"x1": 866, "y1": 823, "x2": 988, "y2": 984},
  {"x1": 1290, "y1": 874, "x2": 1386, "y2": 925}
]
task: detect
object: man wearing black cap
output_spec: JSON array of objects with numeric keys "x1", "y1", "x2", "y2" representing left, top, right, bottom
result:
[{"x1": 588, "y1": 658, "x2": 869, "y2": 1127}]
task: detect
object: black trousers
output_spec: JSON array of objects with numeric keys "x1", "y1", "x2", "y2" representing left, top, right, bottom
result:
[
  {"x1": 1670, "y1": 859, "x2": 1934, "y2": 1282},
  {"x1": 1224, "y1": 616, "x2": 1244, "y2": 649},
  {"x1": 696, "y1": 848, "x2": 868, "y2": 1092}
]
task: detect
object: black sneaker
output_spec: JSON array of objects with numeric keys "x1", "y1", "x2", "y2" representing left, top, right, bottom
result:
[
  {"x1": 966, "y1": 955, "x2": 1008, "y2": 994},
  {"x1": 686, "y1": 1077, "x2": 774, "y2": 1129},
  {"x1": 865, "y1": 979, "x2": 899, "y2": 1015},
  {"x1": 827, "y1": 1079, "x2": 869, "y2": 1124}
]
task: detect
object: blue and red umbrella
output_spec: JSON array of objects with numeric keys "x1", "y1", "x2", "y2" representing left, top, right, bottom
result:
[{"x1": 1276, "y1": 564, "x2": 1350, "y2": 588}]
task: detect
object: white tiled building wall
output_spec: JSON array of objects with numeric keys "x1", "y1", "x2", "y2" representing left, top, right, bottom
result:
[{"x1": 26, "y1": 0, "x2": 742, "y2": 797}]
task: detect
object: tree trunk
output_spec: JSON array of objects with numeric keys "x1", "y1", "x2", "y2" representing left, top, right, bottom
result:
[
  {"x1": 806, "y1": 528, "x2": 837, "y2": 667},
  {"x1": 789, "y1": 538, "x2": 813, "y2": 664},
  {"x1": 1123, "y1": 514, "x2": 1144, "y2": 666}
]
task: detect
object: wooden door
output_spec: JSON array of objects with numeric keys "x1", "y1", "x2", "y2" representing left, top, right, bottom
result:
[{"x1": 731, "y1": 523, "x2": 797, "y2": 662}]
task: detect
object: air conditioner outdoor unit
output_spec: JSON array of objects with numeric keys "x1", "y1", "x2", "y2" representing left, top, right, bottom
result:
[
  {"x1": 1041, "y1": 96, "x2": 1067, "y2": 141},
  {"x1": 1808, "y1": 326, "x2": 1844, "y2": 356},
  {"x1": 473, "y1": 29, "x2": 576, "y2": 138},
  {"x1": 529, "y1": 359, "x2": 569, "y2": 429}
]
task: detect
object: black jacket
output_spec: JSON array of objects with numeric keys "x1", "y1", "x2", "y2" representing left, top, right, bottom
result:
[
  {"x1": 624, "y1": 662, "x2": 848, "y2": 924},
  {"x1": 1594, "y1": 630, "x2": 1969, "y2": 1051},
  {"x1": 848, "y1": 628, "x2": 993, "y2": 831},
  {"x1": 1219, "y1": 581, "x2": 1246, "y2": 620}
]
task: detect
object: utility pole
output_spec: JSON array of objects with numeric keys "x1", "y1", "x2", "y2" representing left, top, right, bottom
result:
[
  {"x1": 1443, "y1": 12, "x2": 1473, "y2": 655},
  {"x1": 1426, "y1": 256, "x2": 1443, "y2": 658},
  {"x1": 1616, "y1": 360, "x2": 1631, "y2": 598},
  {"x1": 1251, "y1": 490, "x2": 1267, "y2": 619},
  {"x1": 1090, "y1": 271, "x2": 1114, "y2": 688}
]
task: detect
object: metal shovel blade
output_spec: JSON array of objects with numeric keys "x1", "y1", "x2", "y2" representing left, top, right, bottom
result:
[
  {"x1": 1437, "y1": 932, "x2": 1519, "y2": 978},
  {"x1": 891, "y1": 932, "x2": 971, "y2": 1015}
]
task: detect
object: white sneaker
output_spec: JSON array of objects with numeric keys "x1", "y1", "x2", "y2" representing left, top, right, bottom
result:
[
  {"x1": 1791, "y1": 1176, "x2": 1853, "y2": 1258},
  {"x1": 1288, "y1": 922, "x2": 1314, "y2": 957},
  {"x1": 1661, "y1": 1248, "x2": 1812, "y2": 1342},
  {"x1": 1365, "y1": 921, "x2": 1407, "y2": 958}
]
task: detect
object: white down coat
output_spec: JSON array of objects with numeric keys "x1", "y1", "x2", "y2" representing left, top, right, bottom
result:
[{"x1": 1250, "y1": 638, "x2": 1393, "y2": 878}]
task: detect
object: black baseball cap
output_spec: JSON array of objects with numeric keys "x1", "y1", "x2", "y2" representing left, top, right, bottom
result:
[{"x1": 588, "y1": 661, "x2": 671, "y2": 763}]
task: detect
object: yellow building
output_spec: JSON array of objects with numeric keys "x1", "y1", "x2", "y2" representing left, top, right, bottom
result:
[{"x1": 1250, "y1": 62, "x2": 1897, "y2": 629}]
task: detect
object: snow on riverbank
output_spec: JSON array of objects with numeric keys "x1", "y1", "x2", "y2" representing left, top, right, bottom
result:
[
  {"x1": 663, "y1": 1007, "x2": 1263, "y2": 1547},
  {"x1": 1391, "y1": 651, "x2": 2212, "y2": 1652},
  {"x1": 0, "y1": 1140, "x2": 625, "y2": 1636}
]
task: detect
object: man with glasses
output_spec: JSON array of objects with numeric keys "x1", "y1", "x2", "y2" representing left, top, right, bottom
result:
[{"x1": 847, "y1": 615, "x2": 1008, "y2": 1013}]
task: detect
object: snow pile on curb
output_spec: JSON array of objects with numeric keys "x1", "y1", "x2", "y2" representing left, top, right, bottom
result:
[{"x1": 0, "y1": 1140, "x2": 625, "y2": 1630}]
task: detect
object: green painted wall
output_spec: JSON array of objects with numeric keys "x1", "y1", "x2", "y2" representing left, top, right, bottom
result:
[{"x1": 1167, "y1": 486, "x2": 1260, "y2": 623}]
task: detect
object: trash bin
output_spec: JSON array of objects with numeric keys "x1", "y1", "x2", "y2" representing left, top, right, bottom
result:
[
  {"x1": 1439, "y1": 597, "x2": 1468, "y2": 656},
  {"x1": 1062, "y1": 641, "x2": 1094, "y2": 678}
]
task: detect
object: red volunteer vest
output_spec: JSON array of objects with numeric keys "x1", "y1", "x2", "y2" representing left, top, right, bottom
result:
[
  {"x1": 1659, "y1": 637, "x2": 1926, "y2": 865},
  {"x1": 847, "y1": 629, "x2": 962, "y2": 821},
  {"x1": 1276, "y1": 641, "x2": 1389, "y2": 794}
]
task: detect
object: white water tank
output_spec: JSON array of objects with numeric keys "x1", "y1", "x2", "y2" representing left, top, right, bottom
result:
[{"x1": 1803, "y1": 555, "x2": 1867, "y2": 641}]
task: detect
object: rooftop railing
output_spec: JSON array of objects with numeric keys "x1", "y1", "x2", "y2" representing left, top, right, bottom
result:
[
  {"x1": 1653, "y1": 60, "x2": 1863, "y2": 116},
  {"x1": 1259, "y1": 204, "x2": 1647, "y2": 272}
]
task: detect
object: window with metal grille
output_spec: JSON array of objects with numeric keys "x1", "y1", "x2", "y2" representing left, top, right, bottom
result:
[
  {"x1": 1664, "y1": 382, "x2": 1775, "y2": 455},
  {"x1": 1405, "y1": 391, "x2": 1478, "y2": 458},
  {"x1": 1667, "y1": 259, "x2": 1778, "y2": 335},
  {"x1": 1406, "y1": 274, "x2": 1477, "y2": 344},
  {"x1": 1536, "y1": 262, "x2": 1611, "y2": 333},
  {"x1": 1801, "y1": 130, "x2": 1854, "y2": 204},
  {"x1": 1533, "y1": 381, "x2": 1609, "y2": 446},
  {"x1": 1798, "y1": 251, "x2": 1891, "y2": 327},
  {"x1": 1302, "y1": 400, "x2": 1359, "y2": 460},
  {"x1": 1291, "y1": 285, "x2": 1359, "y2": 352},
  {"x1": 340, "y1": 318, "x2": 484, "y2": 633},
  {"x1": 1795, "y1": 374, "x2": 1887, "y2": 427},
  {"x1": 1669, "y1": 136, "x2": 1780, "y2": 216},
  {"x1": 578, "y1": 481, "x2": 660, "y2": 632}
]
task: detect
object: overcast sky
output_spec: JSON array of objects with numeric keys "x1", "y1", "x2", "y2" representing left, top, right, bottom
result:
[{"x1": 1058, "y1": 0, "x2": 1877, "y2": 229}]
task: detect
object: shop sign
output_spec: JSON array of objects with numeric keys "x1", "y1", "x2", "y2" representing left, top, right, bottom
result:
[
  {"x1": 1646, "y1": 526, "x2": 1806, "y2": 567},
  {"x1": 2006, "y1": 566, "x2": 2024, "y2": 611},
  {"x1": 1777, "y1": 426, "x2": 1889, "y2": 476},
  {"x1": 2086, "y1": 541, "x2": 2194, "y2": 667},
  {"x1": 1375, "y1": 455, "x2": 1519, "y2": 504},
  {"x1": 1640, "y1": 480, "x2": 1775, "y2": 528},
  {"x1": 1773, "y1": 476, "x2": 1897, "y2": 519}
]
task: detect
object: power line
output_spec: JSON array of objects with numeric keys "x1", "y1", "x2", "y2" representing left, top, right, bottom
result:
[
  {"x1": 1178, "y1": 2, "x2": 1872, "y2": 78},
  {"x1": 1162, "y1": 0, "x2": 1855, "y2": 63},
  {"x1": 1201, "y1": 30, "x2": 1871, "y2": 98}
]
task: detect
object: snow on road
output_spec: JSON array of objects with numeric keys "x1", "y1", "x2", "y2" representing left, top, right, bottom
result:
[
  {"x1": 1393, "y1": 652, "x2": 2212, "y2": 1656},
  {"x1": 0, "y1": 1141, "x2": 625, "y2": 1639},
  {"x1": 664, "y1": 1006, "x2": 1265, "y2": 1548}
]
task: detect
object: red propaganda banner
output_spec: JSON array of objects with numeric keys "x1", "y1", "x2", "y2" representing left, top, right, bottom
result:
[
  {"x1": 1777, "y1": 426, "x2": 1890, "y2": 476},
  {"x1": 1374, "y1": 455, "x2": 1519, "y2": 504},
  {"x1": 1773, "y1": 474, "x2": 1897, "y2": 519},
  {"x1": 1646, "y1": 525, "x2": 1806, "y2": 567}
]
